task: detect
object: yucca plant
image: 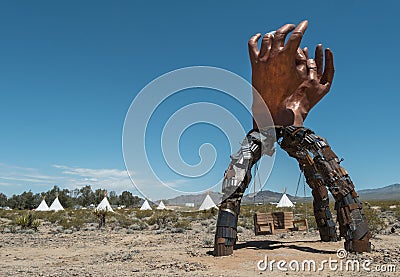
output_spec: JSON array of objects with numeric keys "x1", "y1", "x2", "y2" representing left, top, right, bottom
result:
[{"x1": 15, "y1": 212, "x2": 40, "y2": 231}]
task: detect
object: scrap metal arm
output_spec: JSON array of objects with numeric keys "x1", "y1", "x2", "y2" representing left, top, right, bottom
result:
[{"x1": 214, "y1": 126, "x2": 371, "y2": 256}]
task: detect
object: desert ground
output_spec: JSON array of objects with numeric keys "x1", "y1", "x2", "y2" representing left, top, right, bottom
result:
[{"x1": 0, "y1": 207, "x2": 399, "y2": 277}]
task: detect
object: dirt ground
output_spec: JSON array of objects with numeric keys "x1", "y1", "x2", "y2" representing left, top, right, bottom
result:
[{"x1": 0, "y1": 222, "x2": 399, "y2": 277}]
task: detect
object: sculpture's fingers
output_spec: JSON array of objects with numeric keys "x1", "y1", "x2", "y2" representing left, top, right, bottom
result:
[
  {"x1": 296, "y1": 48, "x2": 307, "y2": 63},
  {"x1": 285, "y1": 20, "x2": 308, "y2": 55},
  {"x1": 315, "y1": 44, "x2": 323, "y2": 79},
  {"x1": 321, "y1": 48, "x2": 334, "y2": 84},
  {"x1": 248, "y1": 33, "x2": 261, "y2": 64},
  {"x1": 270, "y1": 23, "x2": 295, "y2": 53},
  {"x1": 303, "y1": 47, "x2": 309, "y2": 59},
  {"x1": 259, "y1": 33, "x2": 274, "y2": 61},
  {"x1": 307, "y1": 59, "x2": 317, "y2": 80},
  {"x1": 296, "y1": 48, "x2": 307, "y2": 79}
]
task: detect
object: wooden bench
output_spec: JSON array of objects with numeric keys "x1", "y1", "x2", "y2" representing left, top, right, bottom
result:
[
  {"x1": 272, "y1": 211, "x2": 294, "y2": 230},
  {"x1": 254, "y1": 212, "x2": 274, "y2": 235},
  {"x1": 292, "y1": 219, "x2": 308, "y2": 231},
  {"x1": 254, "y1": 212, "x2": 308, "y2": 235}
]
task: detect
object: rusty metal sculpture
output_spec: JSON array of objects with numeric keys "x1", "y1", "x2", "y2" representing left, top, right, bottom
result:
[{"x1": 214, "y1": 20, "x2": 371, "y2": 256}]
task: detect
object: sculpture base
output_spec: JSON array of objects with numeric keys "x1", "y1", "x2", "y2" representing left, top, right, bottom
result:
[{"x1": 214, "y1": 238, "x2": 233, "y2": 256}]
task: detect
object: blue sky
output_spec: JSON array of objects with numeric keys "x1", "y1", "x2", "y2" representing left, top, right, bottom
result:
[{"x1": 0, "y1": 1, "x2": 399, "y2": 200}]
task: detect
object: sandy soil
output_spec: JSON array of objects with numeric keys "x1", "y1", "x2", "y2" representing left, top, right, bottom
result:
[{"x1": 0, "y1": 222, "x2": 399, "y2": 277}]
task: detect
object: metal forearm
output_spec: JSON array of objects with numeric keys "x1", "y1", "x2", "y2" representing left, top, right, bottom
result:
[
  {"x1": 214, "y1": 128, "x2": 275, "y2": 256},
  {"x1": 304, "y1": 160, "x2": 337, "y2": 242},
  {"x1": 214, "y1": 126, "x2": 371, "y2": 256},
  {"x1": 278, "y1": 127, "x2": 337, "y2": 242},
  {"x1": 279, "y1": 126, "x2": 371, "y2": 252}
]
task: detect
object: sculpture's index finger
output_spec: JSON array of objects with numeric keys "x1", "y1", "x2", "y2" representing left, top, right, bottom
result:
[
  {"x1": 271, "y1": 23, "x2": 295, "y2": 52},
  {"x1": 285, "y1": 20, "x2": 308, "y2": 54},
  {"x1": 293, "y1": 20, "x2": 308, "y2": 35},
  {"x1": 276, "y1": 23, "x2": 296, "y2": 35}
]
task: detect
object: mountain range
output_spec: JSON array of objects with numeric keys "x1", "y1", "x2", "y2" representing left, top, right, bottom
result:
[
  {"x1": 357, "y1": 183, "x2": 400, "y2": 200},
  {"x1": 165, "y1": 191, "x2": 223, "y2": 206},
  {"x1": 163, "y1": 183, "x2": 400, "y2": 206}
]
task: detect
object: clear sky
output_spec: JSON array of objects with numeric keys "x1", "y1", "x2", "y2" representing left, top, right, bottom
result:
[{"x1": 0, "y1": 0, "x2": 399, "y2": 200}]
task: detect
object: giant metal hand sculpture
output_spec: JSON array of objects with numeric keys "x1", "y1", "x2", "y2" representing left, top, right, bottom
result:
[
  {"x1": 214, "y1": 21, "x2": 371, "y2": 257},
  {"x1": 249, "y1": 21, "x2": 309, "y2": 127},
  {"x1": 249, "y1": 21, "x2": 334, "y2": 127}
]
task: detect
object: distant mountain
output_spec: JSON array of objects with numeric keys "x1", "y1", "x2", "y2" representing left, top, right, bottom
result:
[
  {"x1": 243, "y1": 184, "x2": 400, "y2": 203},
  {"x1": 242, "y1": 189, "x2": 311, "y2": 204},
  {"x1": 163, "y1": 184, "x2": 399, "y2": 206},
  {"x1": 164, "y1": 189, "x2": 309, "y2": 206},
  {"x1": 165, "y1": 192, "x2": 223, "y2": 206},
  {"x1": 357, "y1": 183, "x2": 400, "y2": 200}
]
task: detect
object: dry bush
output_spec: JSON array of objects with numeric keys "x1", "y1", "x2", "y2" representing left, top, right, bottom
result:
[
  {"x1": 112, "y1": 213, "x2": 133, "y2": 229},
  {"x1": 194, "y1": 209, "x2": 217, "y2": 220},
  {"x1": 0, "y1": 210, "x2": 20, "y2": 220},
  {"x1": 363, "y1": 206, "x2": 386, "y2": 237},
  {"x1": 173, "y1": 219, "x2": 191, "y2": 230},
  {"x1": 35, "y1": 209, "x2": 98, "y2": 230},
  {"x1": 147, "y1": 210, "x2": 178, "y2": 229},
  {"x1": 135, "y1": 210, "x2": 153, "y2": 219}
]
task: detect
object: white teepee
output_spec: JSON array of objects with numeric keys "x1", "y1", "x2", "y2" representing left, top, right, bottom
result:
[
  {"x1": 35, "y1": 199, "x2": 50, "y2": 211},
  {"x1": 96, "y1": 196, "x2": 114, "y2": 212},
  {"x1": 276, "y1": 189, "x2": 294, "y2": 208},
  {"x1": 199, "y1": 194, "x2": 217, "y2": 211},
  {"x1": 156, "y1": 201, "x2": 166, "y2": 210},
  {"x1": 49, "y1": 197, "x2": 64, "y2": 211},
  {"x1": 140, "y1": 200, "x2": 152, "y2": 210}
]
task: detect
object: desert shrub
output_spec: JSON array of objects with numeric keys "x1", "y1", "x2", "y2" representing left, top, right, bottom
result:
[
  {"x1": 305, "y1": 214, "x2": 317, "y2": 230},
  {"x1": 129, "y1": 219, "x2": 147, "y2": 230},
  {"x1": 178, "y1": 211, "x2": 197, "y2": 221},
  {"x1": 34, "y1": 209, "x2": 98, "y2": 229},
  {"x1": 147, "y1": 210, "x2": 178, "y2": 229},
  {"x1": 195, "y1": 209, "x2": 217, "y2": 220},
  {"x1": 173, "y1": 219, "x2": 191, "y2": 230},
  {"x1": 0, "y1": 223, "x2": 16, "y2": 233},
  {"x1": 238, "y1": 218, "x2": 253, "y2": 230},
  {"x1": 238, "y1": 205, "x2": 254, "y2": 219},
  {"x1": 363, "y1": 206, "x2": 386, "y2": 237},
  {"x1": 395, "y1": 209, "x2": 400, "y2": 220},
  {"x1": 14, "y1": 213, "x2": 40, "y2": 231},
  {"x1": 135, "y1": 210, "x2": 153, "y2": 219},
  {"x1": 74, "y1": 210, "x2": 98, "y2": 223},
  {"x1": 113, "y1": 213, "x2": 133, "y2": 229},
  {"x1": 58, "y1": 216, "x2": 84, "y2": 230},
  {"x1": 0, "y1": 210, "x2": 20, "y2": 220},
  {"x1": 370, "y1": 200, "x2": 400, "y2": 212},
  {"x1": 35, "y1": 211, "x2": 67, "y2": 224}
]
